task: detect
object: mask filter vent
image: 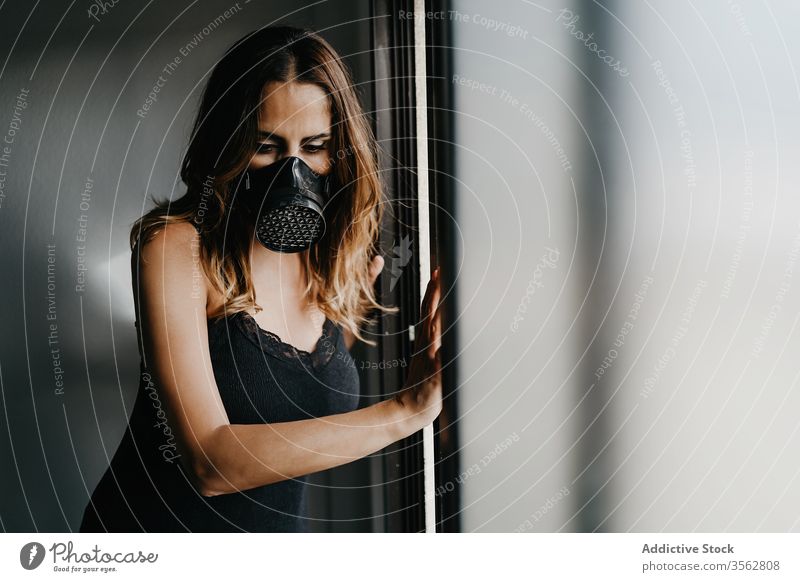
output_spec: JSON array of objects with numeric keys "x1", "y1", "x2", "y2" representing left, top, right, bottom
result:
[
  {"x1": 255, "y1": 204, "x2": 324, "y2": 253},
  {"x1": 236, "y1": 156, "x2": 330, "y2": 253}
]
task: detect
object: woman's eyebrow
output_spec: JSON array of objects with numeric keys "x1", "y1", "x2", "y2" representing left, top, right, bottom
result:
[{"x1": 256, "y1": 130, "x2": 331, "y2": 141}]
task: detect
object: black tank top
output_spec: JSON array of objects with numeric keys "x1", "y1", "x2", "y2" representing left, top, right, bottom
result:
[{"x1": 79, "y1": 259, "x2": 360, "y2": 532}]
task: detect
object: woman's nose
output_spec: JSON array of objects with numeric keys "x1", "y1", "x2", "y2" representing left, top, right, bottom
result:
[
  {"x1": 275, "y1": 146, "x2": 330, "y2": 175},
  {"x1": 280, "y1": 144, "x2": 302, "y2": 159},
  {"x1": 278, "y1": 150, "x2": 315, "y2": 170}
]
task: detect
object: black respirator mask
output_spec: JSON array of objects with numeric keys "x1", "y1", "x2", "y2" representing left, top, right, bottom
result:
[{"x1": 235, "y1": 156, "x2": 331, "y2": 253}]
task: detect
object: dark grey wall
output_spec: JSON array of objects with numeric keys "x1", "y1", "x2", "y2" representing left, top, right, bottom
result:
[{"x1": 0, "y1": 0, "x2": 373, "y2": 532}]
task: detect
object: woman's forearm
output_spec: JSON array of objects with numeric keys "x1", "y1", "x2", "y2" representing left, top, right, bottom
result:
[{"x1": 194, "y1": 397, "x2": 417, "y2": 496}]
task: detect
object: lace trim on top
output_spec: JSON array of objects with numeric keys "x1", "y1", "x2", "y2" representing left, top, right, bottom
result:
[{"x1": 234, "y1": 311, "x2": 339, "y2": 368}]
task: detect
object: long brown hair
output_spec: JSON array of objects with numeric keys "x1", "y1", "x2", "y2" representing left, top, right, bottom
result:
[{"x1": 130, "y1": 26, "x2": 396, "y2": 345}]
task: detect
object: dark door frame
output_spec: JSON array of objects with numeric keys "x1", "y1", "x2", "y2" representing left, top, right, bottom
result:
[{"x1": 368, "y1": 0, "x2": 460, "y2": 533}]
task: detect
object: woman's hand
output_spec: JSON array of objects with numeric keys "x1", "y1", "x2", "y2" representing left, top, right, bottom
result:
[
  {"x1": 343, "y1": 254, "x2": 385, "y2": 350},
  {"x1": 395, "y1": 266, "x2": 443, "y2": 429}
]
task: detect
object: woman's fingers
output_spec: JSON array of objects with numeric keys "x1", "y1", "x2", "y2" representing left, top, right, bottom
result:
[
  {"x1": 420, "y1": 272, "x2": 437, "y2": 322},
  {"x1": 413, "y1": 267, "x2": 442, "y2": 356},
  {"x1": 426, "y1": 269, "x2": 442, "y2": 357},
  {"x1": 432, "y1": 302, "x2": 442, "y2": 353},
  {"x1": 428, "y1": 268, "x2": 440, "y2": 311},
  {"x1": 426, "y1": 274, "x2": 439, "y2": 320}
]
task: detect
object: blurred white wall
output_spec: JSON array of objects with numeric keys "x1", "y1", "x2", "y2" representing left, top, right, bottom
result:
[
  {"x1": 451, "y1": 0, "x2": 800, "y2": 532},
  {"x1": 602, "y1": 0, "x2": 800, "y2": 532}
]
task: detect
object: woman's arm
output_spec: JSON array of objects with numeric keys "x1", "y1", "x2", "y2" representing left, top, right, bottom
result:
[
  {"x1": 135, "y1": 223, "x2": 424, "y2": 497},
  {"x1": 198, "y1": 398, "x2": 412, "y2": 496},
  {"x1": 201, "y1": 264, "x2": 443, "y2": 497}
]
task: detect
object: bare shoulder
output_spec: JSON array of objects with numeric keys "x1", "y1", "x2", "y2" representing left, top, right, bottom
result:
[
  {"x1": 134, "y1": 220, "x2": 207, "y2": 304},
  {"x1": 138, "y1": 220, "x2": 201, "y2": 265}
]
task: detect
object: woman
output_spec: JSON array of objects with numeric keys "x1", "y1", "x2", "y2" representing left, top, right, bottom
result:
[{"x1": 79, "y1": 26, "x2": 442, "y2": 533}]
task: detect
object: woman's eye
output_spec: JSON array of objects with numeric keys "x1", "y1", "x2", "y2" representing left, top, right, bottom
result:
[
  {"x1": 304, "y1": 143, "x2": 327, "y2": 153},
  {"x1": 256, "y1": 143, "x2": 278, "y2": 153}
]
